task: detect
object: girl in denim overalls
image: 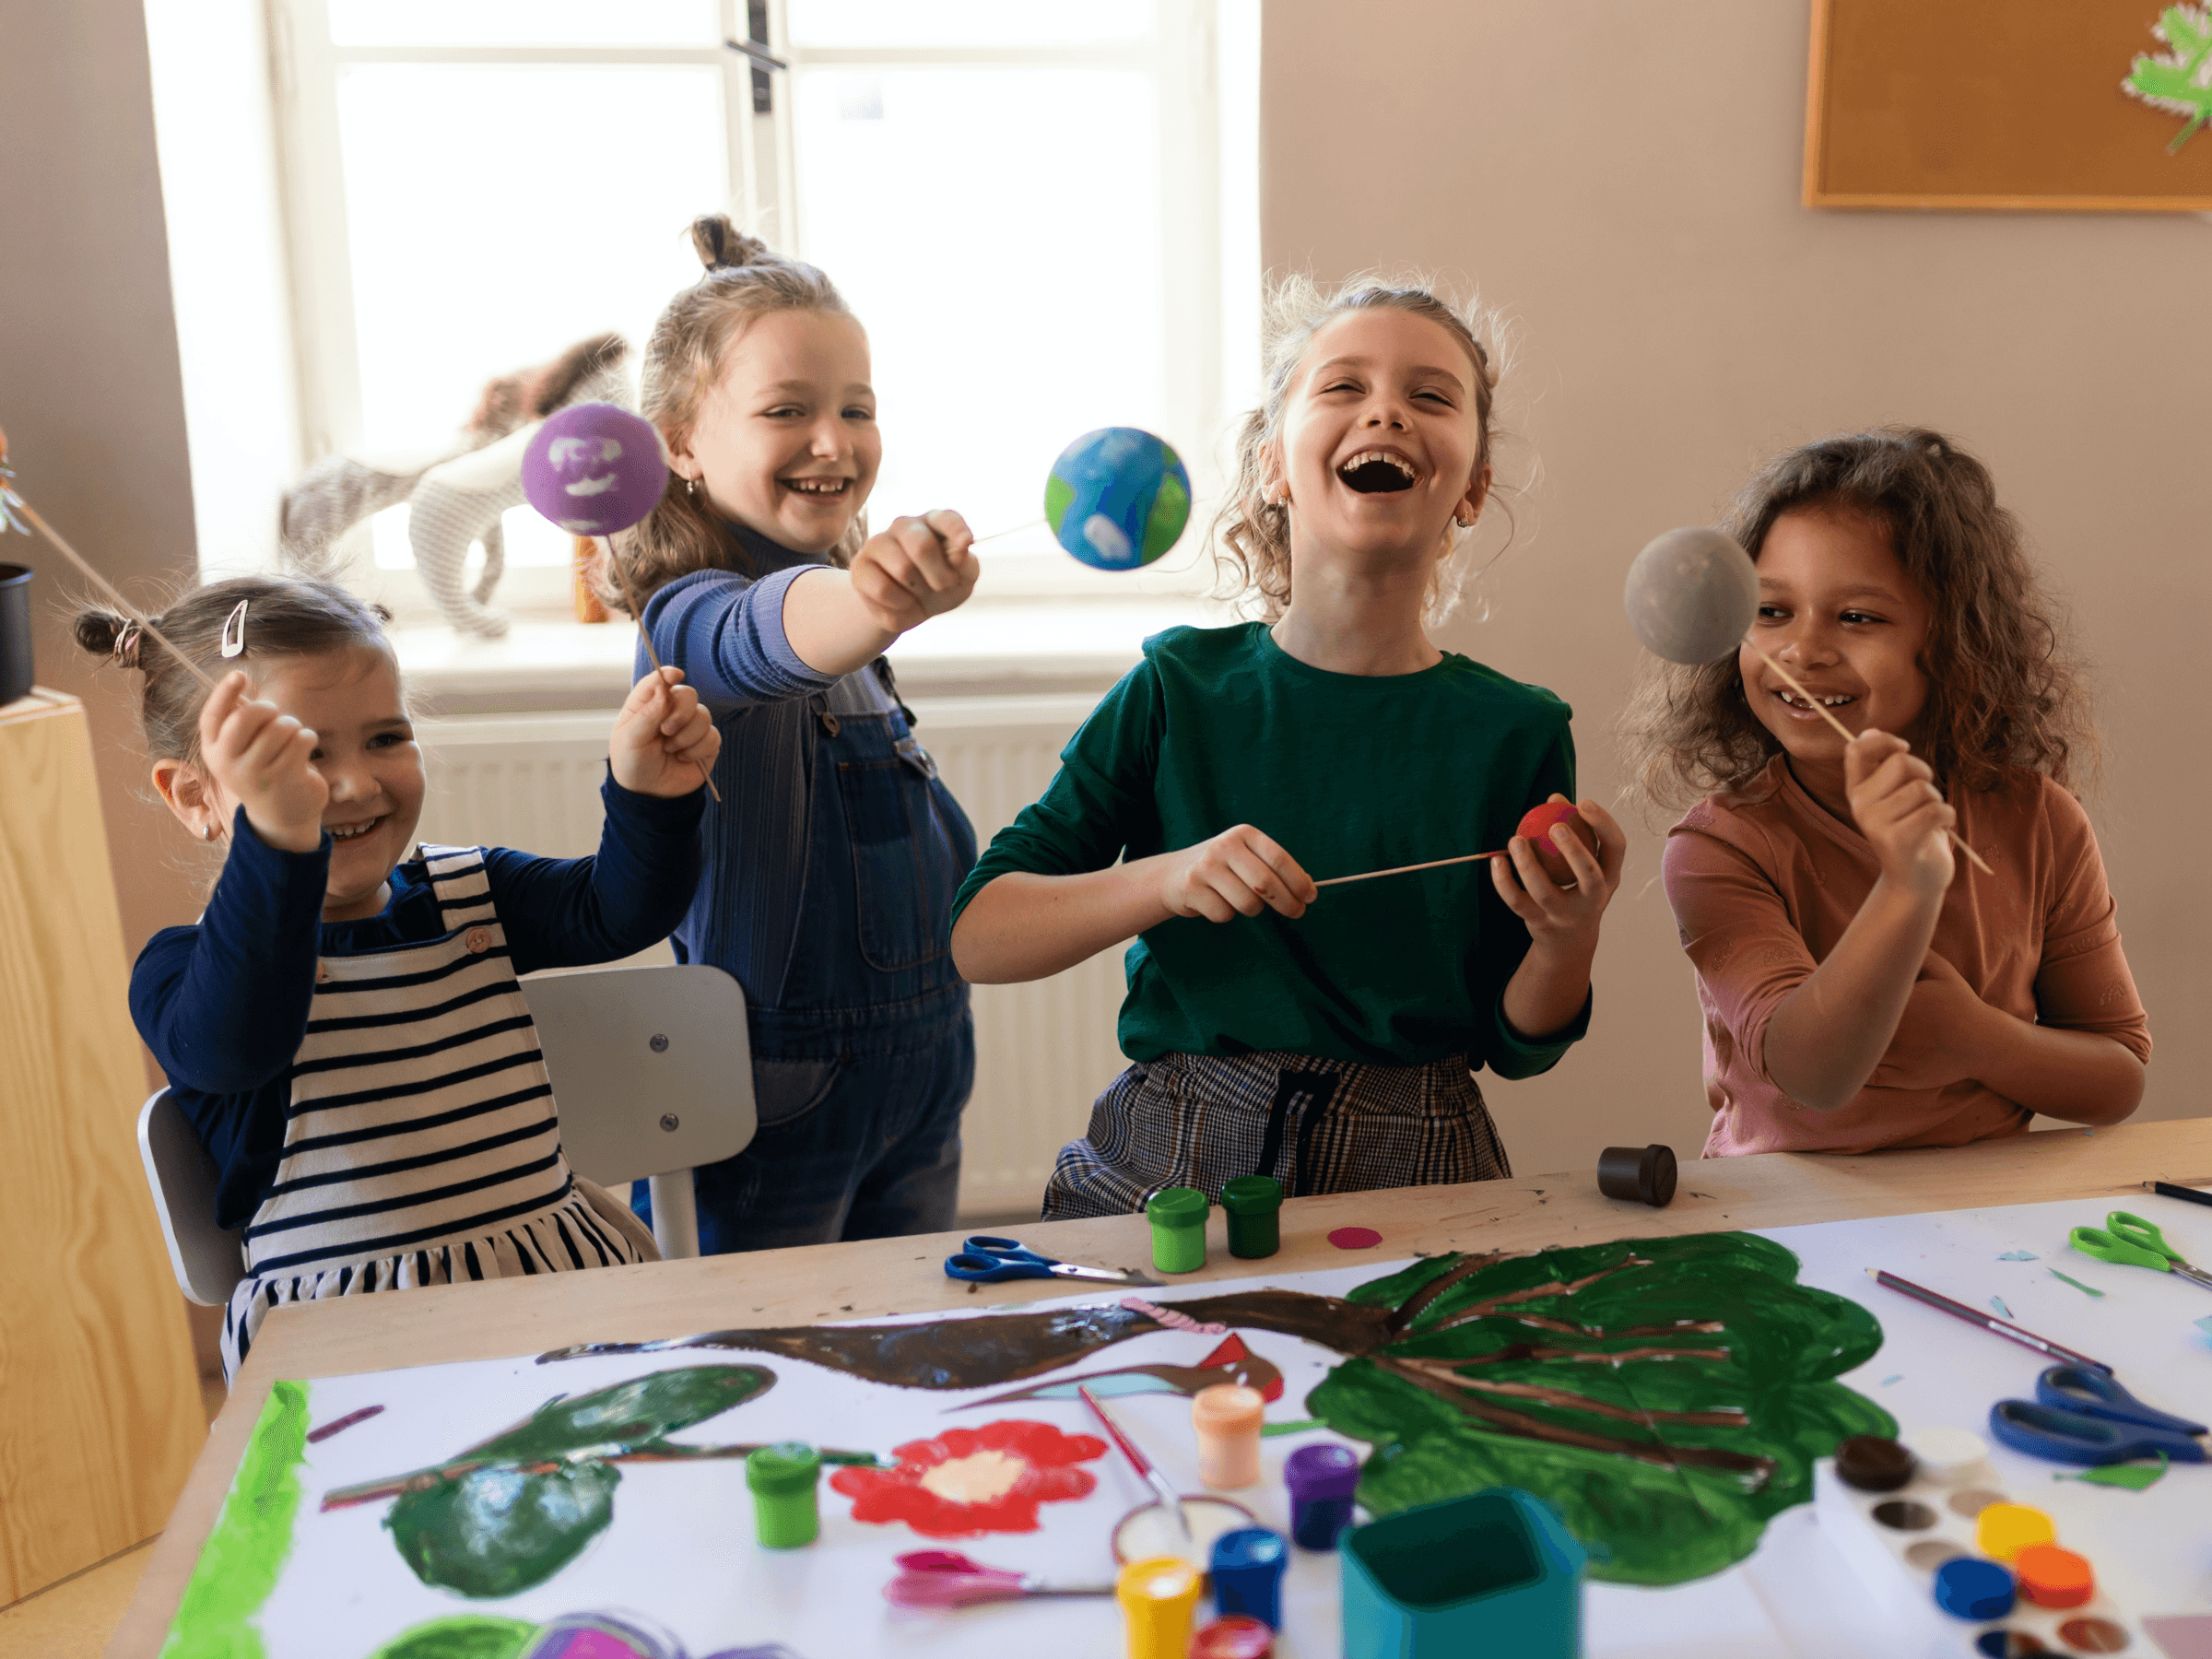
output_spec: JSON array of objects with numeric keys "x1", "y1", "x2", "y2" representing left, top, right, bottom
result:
[{"x1": 602, "y1": 216, "x2": 979, "y2": 1252}]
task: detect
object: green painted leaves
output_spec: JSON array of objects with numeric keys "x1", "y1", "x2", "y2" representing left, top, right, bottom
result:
[
  {"x1": 346, "y1": 1365, "x2": 776, "y2": 1599},
  {"x1": 2124, "y1": 5, "x2": 2212, "y2": 153},
  {"x1": 1307, "y1": 1234, "x2": 1893, "y2": 1586},
  {"x1": 365, "y1": 1616, "x2": 538, "y2": 1659},
  {"x1": 465, "y1": 1365, "x2": 777, "y2": 1464},
  {"x1": 390, "y1": 1464, "x2": 621, "y2": 1601}
]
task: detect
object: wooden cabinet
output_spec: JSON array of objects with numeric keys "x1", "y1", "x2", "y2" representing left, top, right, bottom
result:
[{"x1": 0, "y1": 689, "x2": 202, "y2": 1604}]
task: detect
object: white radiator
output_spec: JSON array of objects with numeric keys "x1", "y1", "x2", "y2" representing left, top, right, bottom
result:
[{"x1": 415, "y1": 694, "x2": 1125, "y2": 1220}]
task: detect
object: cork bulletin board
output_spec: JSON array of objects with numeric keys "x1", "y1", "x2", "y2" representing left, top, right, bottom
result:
[{"x1": 1804, "y1": 0, "x2": 2212, "y2": 210}]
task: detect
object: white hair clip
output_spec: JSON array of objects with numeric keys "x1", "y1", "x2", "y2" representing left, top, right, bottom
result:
[{"x1": 219, "y1": 599, "x2": 248, "y2": 659}]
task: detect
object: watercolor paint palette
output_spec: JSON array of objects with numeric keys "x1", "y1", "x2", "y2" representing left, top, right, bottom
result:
[{"x1": 1814, "y1": 1453, "x2": 2143, "y2": 1656}]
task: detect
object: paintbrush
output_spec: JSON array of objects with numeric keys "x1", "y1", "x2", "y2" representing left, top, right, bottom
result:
[{"x1": 1077, "y1": 1383, "x2": 1194, "y2": 1547}]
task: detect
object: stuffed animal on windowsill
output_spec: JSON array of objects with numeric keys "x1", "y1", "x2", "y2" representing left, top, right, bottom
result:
[{"x1": 278, "y1": 334, "x2": 629, "y2": 637}]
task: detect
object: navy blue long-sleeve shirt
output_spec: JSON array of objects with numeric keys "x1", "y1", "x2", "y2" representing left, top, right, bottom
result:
[{"x1": 131, "y1": 774, "x2": 704, "y2": 1230}]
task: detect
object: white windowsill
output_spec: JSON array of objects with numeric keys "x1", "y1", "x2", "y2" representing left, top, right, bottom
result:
[{"x1": 393, "y1": 596, "x2": 1236, "y2": 715}]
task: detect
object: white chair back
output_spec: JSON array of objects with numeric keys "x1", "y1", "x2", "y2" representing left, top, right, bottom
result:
[
  {"x1": 130, "y1": 963, "x2": 754, "y2": 1295},
  {"x1": 522, "y1": 961, "x2": 757, "y2": 1258},
  {"x1": 136, "y1": 1089, "x2": 246, "y2": 1307}
]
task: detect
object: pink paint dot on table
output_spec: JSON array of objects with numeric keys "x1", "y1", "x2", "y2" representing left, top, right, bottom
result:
[{"x1": 1328, "y1": 1227, "x2": 1382, "y2": 1250}]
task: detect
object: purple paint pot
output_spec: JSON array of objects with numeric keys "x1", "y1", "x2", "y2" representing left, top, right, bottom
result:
[
  {"x1": 522, "y1": 403, "x2": 670, "y2": 536},
  {"x1": 1284, "y1": 1442, "x2": 1360, "y2": 1550}
]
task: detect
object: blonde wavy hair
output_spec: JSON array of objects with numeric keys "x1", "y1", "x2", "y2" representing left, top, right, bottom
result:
[
  {"x1": 1618, "y1": 427, "x2": 2096, "y2": 817},
  {"x1": 1211, "y1": 271, "x2": 1505, "y2": 623},
  {"x1": 596, "y1": 216, "x2": 863, "y2": 613}
]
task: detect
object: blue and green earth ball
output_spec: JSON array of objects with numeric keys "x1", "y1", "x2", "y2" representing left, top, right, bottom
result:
[{"x1": 1044, "y1": 427, "x2": 1191, "y2": 571}]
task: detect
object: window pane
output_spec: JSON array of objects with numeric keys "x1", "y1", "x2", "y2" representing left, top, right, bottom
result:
[
  {"x1": 329, "y1": 1, "x2": 719, "y2": 49},
  {"x1": 335, "y1": 65, "x2": 726, "y2": 456},
  {"x1": 785, "y1": 0, "x2": 1155, "y2": 49},
  {"x1": 793, "y1": 67, "x2": 1165, "y2": 543}
]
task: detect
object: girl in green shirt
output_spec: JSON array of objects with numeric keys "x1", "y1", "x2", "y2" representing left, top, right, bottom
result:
[{"x1": 950, "y1": 274, "x2": 1626, "y2": 1218}]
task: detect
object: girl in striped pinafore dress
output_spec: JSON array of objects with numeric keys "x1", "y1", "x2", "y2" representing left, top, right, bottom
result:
[{"x1": 97, "y1": 574, "x2": 720, "y2": 1381}]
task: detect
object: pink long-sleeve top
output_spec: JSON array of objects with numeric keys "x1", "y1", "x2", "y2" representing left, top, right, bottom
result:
[{"x1": 1663, "y1": 756, "x2": 2149, "y2": 1156}]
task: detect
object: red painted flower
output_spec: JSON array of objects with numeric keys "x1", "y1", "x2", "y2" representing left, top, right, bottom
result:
[{"x1": 830, "y1": 1418, "x2": 1108, "y2": 1538}]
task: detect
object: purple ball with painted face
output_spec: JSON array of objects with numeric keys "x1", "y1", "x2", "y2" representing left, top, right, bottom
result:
[{"x1": 522, "y1": 403, "x2": 669, "y2": 536}]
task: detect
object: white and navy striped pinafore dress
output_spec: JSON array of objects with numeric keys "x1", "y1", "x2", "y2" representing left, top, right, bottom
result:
[{"x1": 220, "y1": 846, "x2": 645, "y2": 1380}]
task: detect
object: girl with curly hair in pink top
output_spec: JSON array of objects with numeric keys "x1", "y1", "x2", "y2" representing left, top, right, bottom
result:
[{"x1": 1622, "y1": 428, "x2": 2147, "y2": 1156}]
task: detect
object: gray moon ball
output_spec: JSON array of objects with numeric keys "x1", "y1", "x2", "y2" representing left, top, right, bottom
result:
[{"x1": 1624, "y1": 526, "x2": 1759, "y2": 665}]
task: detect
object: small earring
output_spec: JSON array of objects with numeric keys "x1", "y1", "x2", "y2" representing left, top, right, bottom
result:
[
  {"x1": 685, "y1": 477, "x2": 699, "y2": 498},
  {"x1": 202, "y1": 821, "x2": 218, "y2": 843}
]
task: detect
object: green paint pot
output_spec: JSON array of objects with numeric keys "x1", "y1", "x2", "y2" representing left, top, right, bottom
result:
[
  {"x1": 1219, "y1": 1176, "x2": 1283, "y2": 1260},
  {"x1": 747, "y1": 1441, "x2": 822, "y2": 1547},
  {"x1": 1147, "y1": 1186, "x2": 1210, "y2": 1274}
]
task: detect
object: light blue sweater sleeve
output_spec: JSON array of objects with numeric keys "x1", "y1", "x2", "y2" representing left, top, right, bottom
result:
[{"x1": 639, "y1": 565, "x2": 838, "y2": 710}]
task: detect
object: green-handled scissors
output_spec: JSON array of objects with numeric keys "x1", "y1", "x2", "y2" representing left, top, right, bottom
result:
[{"x1": 2068, "y1": 1210, "x2": 2212, "y2": 1292}]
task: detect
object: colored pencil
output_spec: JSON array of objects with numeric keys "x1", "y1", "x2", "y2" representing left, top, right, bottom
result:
[
  {"x1": 1865, "y1": 1269, "x2": 2112, "y2": 1373},
  {"x1": 2145, "y1": 1180, "x2": 2212, "y2": 1211}
]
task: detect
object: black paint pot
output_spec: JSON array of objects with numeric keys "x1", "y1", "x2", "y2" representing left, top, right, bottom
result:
[{"x1": 0, "y1": 563, "x2": 33, "y2": 706}]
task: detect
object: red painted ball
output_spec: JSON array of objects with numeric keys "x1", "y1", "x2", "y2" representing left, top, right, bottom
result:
[{"x1": 1517, "y1": 801, "x2": 1597, "y2": 884}]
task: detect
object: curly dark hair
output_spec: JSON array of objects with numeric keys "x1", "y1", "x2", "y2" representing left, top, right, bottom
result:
[{"x1": 1619, "y1": 427, "x2": 2094, "y2": 815}]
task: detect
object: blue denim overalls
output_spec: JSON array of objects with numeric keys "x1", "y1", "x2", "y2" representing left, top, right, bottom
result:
[{"x1": 638, "y1": 589, "x2": 979, "y2": 1251}]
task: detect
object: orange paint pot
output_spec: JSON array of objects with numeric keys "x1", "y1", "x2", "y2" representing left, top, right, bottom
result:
[
  {"x1": 2015, "y1": 1542, "x2": 2095, "y2": 1609},
  {"x1": 1192, "y1": 1384, "x2": 1265, "y2": 1489}
]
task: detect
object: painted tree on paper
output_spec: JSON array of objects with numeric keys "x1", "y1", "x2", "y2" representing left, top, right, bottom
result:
[
  {"x1": 544, "y1": 1232, "x2": 1890, "y2": 1585},
  {"x1": 1305, "y1": 1233, "x2": 1893, "y2": 1584}
]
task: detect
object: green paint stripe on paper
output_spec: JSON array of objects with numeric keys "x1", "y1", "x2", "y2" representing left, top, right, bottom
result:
[
  {"x1": 1261, "y1": 1418, "x2": 1329, "y2": 1438},
  {"x1": 161, "y1": 1379, "x2": 312, "y2": 1659},
  {"x1": 2051, "y1": 1270, "x2": 2106, "y2": 1297}
]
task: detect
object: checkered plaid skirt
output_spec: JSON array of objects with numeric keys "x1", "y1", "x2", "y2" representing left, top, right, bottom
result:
[{"x1": 1040, "y1": 1049, "x2": 1511, "y2": 1220}]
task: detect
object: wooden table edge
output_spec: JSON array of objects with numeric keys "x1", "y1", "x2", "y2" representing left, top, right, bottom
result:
[{"x1": 108, "y1": 1118, "x2": 2212, "y2": 1656}]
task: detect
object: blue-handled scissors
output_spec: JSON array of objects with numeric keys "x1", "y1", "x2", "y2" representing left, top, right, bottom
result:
[
  {"x1": 2067, "y1": 1210, "x2": 2212, "y2": 1292},
  {"x1": 944, "y1": 1236, "x2": 1162, "y2": 1288},
  {"x1": 1987, "y1": 1365, "x2": 2208, "y2": 1466}
]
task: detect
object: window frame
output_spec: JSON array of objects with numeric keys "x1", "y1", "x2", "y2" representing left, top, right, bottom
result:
[{"x1": 266, "y1": 0, "x2": 1242, "y2": 621}]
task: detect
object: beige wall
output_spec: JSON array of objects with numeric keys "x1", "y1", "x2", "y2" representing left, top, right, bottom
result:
[
  {"x1": 0, "y1": 0, "x2": 205, "y2": 990},
  {"x1": 1263, "y1": 0, "x2": 2212, "y2": 1175}
]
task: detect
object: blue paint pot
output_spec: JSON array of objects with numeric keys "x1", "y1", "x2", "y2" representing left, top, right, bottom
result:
[
  {"x1": 1211, "y1": 1526, "x2": 1288, "y2": 1628},
  {"x1": 1935, "y1": 1557, "x2": 2016, "y2": 1621}
]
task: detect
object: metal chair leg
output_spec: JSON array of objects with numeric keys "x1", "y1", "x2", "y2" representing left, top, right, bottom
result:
[{"x1": 648, "y1": 1170, "x2": 700, "y2": 1260}]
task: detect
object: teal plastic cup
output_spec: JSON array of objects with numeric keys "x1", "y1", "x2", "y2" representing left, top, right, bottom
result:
[
  {"x1": 1219, "y1": 1176, "x2": 1284, "y2": 1259},
  {"x1": 1147, "y1": 1186, "x2": 1210, "y2": 1274}
]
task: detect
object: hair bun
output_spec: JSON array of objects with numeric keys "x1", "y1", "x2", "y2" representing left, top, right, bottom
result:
[
  {"x1": 689, "y1": 214, "x2": 771, "y2": 273},
  {"x1": 74, "y1": 607, "x2": 131, "y2": 661}
]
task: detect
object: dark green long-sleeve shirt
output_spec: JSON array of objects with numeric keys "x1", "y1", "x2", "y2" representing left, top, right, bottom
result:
[{"x1": 952, "y1": 622, "x2": 1592, "y2": 1072}]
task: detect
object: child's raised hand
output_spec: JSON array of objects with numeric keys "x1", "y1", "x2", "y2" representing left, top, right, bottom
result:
[
  {"x1": 1157, "y1": 825, "x2": 1317, "y2": 924},
  {"x1": 198, "y1": 669, "x2": 327, "y2": 853},
  {"x1": 1845, "y1": 730, "x2": 1955, "y2": 896},
  {"x1": 849, "y1": 511, "x2": 979, "y2": 637},
  {"x1": 1489, "y1": 795, "x2": 1626, "y2": 946},
  {"x1": 610, "y1": 666, "x2": 722, "y2": 798}
]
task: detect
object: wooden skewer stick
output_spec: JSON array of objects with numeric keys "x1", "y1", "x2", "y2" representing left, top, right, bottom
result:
[
  {"x1": 1315, "y1": 848, "x2": 1508, "y2": 889},
  {"x1": 603, "y1": 538, "x2": 722, "y2": 804},
  {"x1": 14, "y1": 498, "x2": 217, "y2": 691},
  {"x1": 1744, "y1": 641, "x2": 1993, "y2": 877}
]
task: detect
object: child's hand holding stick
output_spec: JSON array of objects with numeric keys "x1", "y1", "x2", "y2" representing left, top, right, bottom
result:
[
  {"x1": 197, "y1": 669, "x2": 328, "y2": 851},
  {"x1": 611, "y1": 665, "x2": 723, "y2": 799}
]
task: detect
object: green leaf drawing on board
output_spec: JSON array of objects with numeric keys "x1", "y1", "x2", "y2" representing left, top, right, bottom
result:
[
  {"x1": 2123, "y1": 4, "x2": 2212, "y2": 153},
  {"x1": 389, "y1": 1463, "x2": 622, "y2": 1600},
  {"x1": 366, "y1": 1615, "x2": 539, "y2": 1659},
  {"x1": 328, "y1": 1366, "x2": 778, "y2": 1599},
  {"x1": 1305, "y1": 1233, "x2": 1894, "y2": 1586},
  {"x1": 162, "y1": 1379, "x2": 312, "y2": 1659},
  {"x1": 2057, "y1": 1450, "x2": 2170, "y2": 1491}
]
